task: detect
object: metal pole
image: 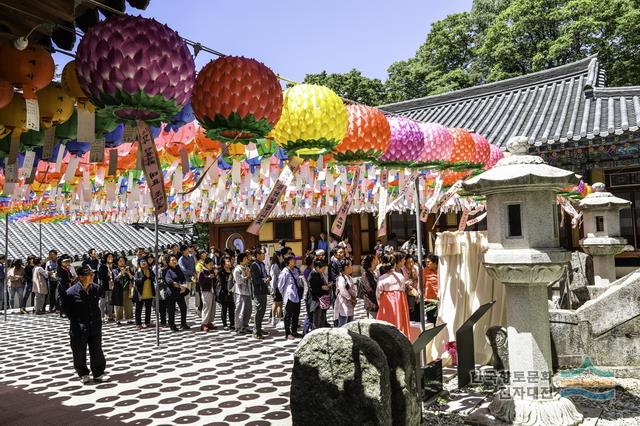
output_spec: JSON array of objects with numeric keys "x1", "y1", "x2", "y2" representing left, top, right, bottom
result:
[
  {"x1": 39, "y1": 222, "x2": 42, "y2": 260},
  {"x1": 154, "y1": 214, "x2": 160, "y2": 347},
  {"x1": 4, "y1": 213, "x2": 8, "y2": 321},
  {"x1": 414, "y1": 178, "x2": 426, "y2": 333},
  {"x1": 326, "y1": 213, "x2": 330, "y2": 237}
]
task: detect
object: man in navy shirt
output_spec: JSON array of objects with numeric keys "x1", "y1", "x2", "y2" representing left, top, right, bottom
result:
[{"x1": 63, "y1": 265, "x2": 109, "y2": 384}]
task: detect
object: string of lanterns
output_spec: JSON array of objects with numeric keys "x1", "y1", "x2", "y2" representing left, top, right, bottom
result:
[{"x1": 0, "y1": 13, "x2": 513, "y2": 224}]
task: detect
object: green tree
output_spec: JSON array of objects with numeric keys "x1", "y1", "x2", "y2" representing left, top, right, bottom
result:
[
  {"x1": 385, "y1": 12, "x2": 480, "y2": 102},
  {"x1": 301, "y1": 69, "x2": 387, "y2": 106},
  {"x1": 477, "y1": 0, "x2": 640, "y2": 85}
]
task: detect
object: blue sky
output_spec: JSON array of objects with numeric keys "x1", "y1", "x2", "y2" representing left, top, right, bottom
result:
[{"x1": 57, "y1": 0, "x2": 473, "y2": 82}]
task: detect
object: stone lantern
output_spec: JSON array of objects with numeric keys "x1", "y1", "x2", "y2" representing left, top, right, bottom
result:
[
  {"x1": 579, "y1": 182, "x2": 630, "y2": 286},
  {"x1": 463, "y1": 136, "x2": 583, "y2": 425}
]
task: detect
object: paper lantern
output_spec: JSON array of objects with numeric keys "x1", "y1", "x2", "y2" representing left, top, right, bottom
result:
[
  {"x1": 192, "y1": 56, "x2": 282, "y2": 143},
  {"x1": 448, "y1": 128, "x2": 476, "y2": 163},
  {"x1": 441, "y1": 169, "x2": 471, "y2": 186},
  {"x1": 485, "y1": 144, "x2": 504, "y2": 170},
  {"x1": 470, "y1": 133, "x2": 490, "y2": 166},
  {"x1": 256, "y1": 138, "x2": 279, "y2": 158},
  {"x1": 419, "y1": 122, "x2": 453, "y2": 163},
  {"x1": 164, "y1": 102, "x2": 195, "y2": 133},
  {"x1": 270, "y1": 84, "x2": 348, "y2": 157},
  {"x1": 54, "y1": 109, "x2": 120, "y2": 142},
  {"x1": 37, "y1": 82, "x2": 75, "y2": 128},
  {"x1": 66, "y1": 140, "x2": 92, "y2": 156},
  {"x1": 379, "y1": 116, "x2": 424, "y2": 168},
  {"x1": 60, "y1": 60, "x2": 91, "y2": 106},
  {"x1": 225, "y1": 142, "x2": 246, "y2": 162},
  {"x1": 75, "y1": 15, "x2": 195, "y2": 124},
  {"x1": 0, "y1": 80, "x2": 13, "y2": 109},
  {"x1": 333, "y1": 105, "x2": 390, "y2": 164},
  {"x1": 194, "y1": 127, "x2": 221, "y2": 155},
  {"x1": 0, "y1": 93, "x2": 27, "y2": 137},
  {"x1": 0, "y1": 41, "x2": 55, "y2": 99}
]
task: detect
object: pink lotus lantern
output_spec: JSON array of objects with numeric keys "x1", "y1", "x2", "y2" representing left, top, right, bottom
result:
[
  {"x1": 471, "y1": 132, "x2": 490, "y2": 166},
  {"x1": 379, "y1": 116, "x2": 424, "y2": 168},
  {"x1": 419, "y1": 122, "x2": 453, "y2": 164},
  {"x1": 486, "y1": 144, "x2": 504, "y2": 170}
]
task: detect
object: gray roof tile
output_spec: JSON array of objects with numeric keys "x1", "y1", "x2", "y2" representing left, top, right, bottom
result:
[{"x1": 379, "y1": 56, "x2": 640, "y2": 148}]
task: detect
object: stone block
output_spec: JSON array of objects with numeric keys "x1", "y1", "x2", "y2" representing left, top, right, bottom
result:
[
  {"x1": 345, "y1": 319, "x2": 421, "y2": 426},
  {"x1": 291, "y1": 327, "x2": 392, "y2": 426}
]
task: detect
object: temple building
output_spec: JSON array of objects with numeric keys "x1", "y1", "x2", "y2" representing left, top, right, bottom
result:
[{"x1": 380, "y1": 55, "x2": 640, "y2": 267}]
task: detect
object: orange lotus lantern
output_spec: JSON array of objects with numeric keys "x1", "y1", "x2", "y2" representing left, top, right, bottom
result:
[
  {"x1": 333, "y1": 104, "x2": 390, "y2": 164},
  {"x1": 448, "y1": 128, "x2": 476, "y2": 163},
  {"x1": 0, "y1": 80, "x2": 13, "y2": 109},
  {"x1": 0, "y1": 41, "x2": 55, "y2": 99},
  {"x1": 470, "y1": 132, "x2": 490, "y2": 166},
  {"x1": 192, "y1": 56, "x2": 283, "y2": 143}
]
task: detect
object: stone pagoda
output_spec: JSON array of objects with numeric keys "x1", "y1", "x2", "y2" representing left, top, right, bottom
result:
[
  {"x1": 579, "y1": 182, "x2": 631, "y2": 286},
  {"x1": 463, "y1": 136, "x2": 583, "y2": 425}
]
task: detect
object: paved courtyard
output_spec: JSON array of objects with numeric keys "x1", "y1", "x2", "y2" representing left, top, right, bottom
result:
[{"x1": 0, "y1": 303, "x2": 364, "y2": 425}]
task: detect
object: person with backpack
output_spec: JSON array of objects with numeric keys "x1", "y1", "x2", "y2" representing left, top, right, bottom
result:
[
  {"x1": 308, "y1": 260, "x2": 330, "y2": 330},
  {"x1": 217, "y1": 256, "x2": 235, "y2": 331},
  {"x1": 334, "y1": 259, "x2": 357, "y2": 326}
]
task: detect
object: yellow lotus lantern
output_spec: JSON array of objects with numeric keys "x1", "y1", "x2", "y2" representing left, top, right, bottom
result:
[
  {"x1": 37, "y1": 82, "x2": 75, "y2": 128},
  {"x1": 270, "y1": 84, "x2": 348, "y2": 157}
]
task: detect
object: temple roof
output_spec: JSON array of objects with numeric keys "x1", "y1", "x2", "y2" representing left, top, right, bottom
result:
[
  {"x1": 379, "y1": 56, "x2": 640, "y2": 149},
  {"x1": 1, "y1": 222, "x2": 184, "y2": 261}
]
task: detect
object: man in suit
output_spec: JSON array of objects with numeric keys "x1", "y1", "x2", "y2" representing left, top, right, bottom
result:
[{"x1": 63, "y1": 265, "x2": 109, "y2": 384}]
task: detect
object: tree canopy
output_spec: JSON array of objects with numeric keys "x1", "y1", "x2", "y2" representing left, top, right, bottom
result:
[{"x1": 300, "y1": 0, "x2": 640, "y2": 106}]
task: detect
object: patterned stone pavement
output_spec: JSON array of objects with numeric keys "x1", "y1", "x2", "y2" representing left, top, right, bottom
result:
[{"x1": 0, "y1": 302, "x2": 364, "y2": 425}]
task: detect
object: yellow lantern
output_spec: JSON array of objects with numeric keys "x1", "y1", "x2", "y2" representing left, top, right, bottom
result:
[
  {"x1": 61, "y1": 60, "x2": 94, "y2": 111},
  {"x1": 38, "y1": 82, "x2": 75, "y2": 128},
  {"x1": 0, "y1": 93, "x2": 27, "y2": 138},
  {"x1": 270, "y1": 84, "x2": 348, "y2": 157}
]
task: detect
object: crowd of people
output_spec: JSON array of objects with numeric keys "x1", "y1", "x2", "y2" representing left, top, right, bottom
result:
[{"x1": 0, "y1": 234, "x2": 439, "y2": 341}]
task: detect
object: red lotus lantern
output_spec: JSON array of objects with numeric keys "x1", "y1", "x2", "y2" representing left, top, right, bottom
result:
[
  {"x1": 448, "y1": 128, "x2": 476, "y2": 163},
  {"x1": 333, "y1": 105, "x2": 390, "y2": 164},
  {"x1": 0, "y1": 41, "x2": 55, "y2": 99},
  {"x1": 192, "y1": 56, "x2": 282, "y2": 143}
]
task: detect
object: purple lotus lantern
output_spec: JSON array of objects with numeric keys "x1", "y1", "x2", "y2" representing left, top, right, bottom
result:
[
  {"x1": 379, "y1": 116, "x2": 424, "y2": 168},
  {"x1": 75, "y1": 15, "x2": 195, "y2": 125},
  {"x1": 419, "y1": 122, "x2": 453, "y2": 163}
]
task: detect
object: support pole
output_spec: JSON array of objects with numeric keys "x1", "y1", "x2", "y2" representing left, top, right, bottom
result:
[
  {"x1": 4, "y1": 213, "x2": 8, "y2": 321},
  {"x1": 39, "y1": 222, "x2": 42, "y2": 260},
  {"x1": 414, "y1": 177, "x2": 426, "y2": 333},
  {"x1": 154, "y1": 214, "x2": 160, "y2": 347},
  {"x1": 326, "y1": 213, "x2": 330, "y2": 236}
]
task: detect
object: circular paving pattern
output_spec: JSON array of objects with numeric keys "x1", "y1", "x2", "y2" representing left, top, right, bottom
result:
[{"x1": 0, "y1": 303, "x2": 363, "y2": 424}]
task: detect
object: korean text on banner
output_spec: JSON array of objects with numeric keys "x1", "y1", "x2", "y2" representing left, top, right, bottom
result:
[
  {"x1": 377, "y1": 170, "x2": 389, "y2": 237},
  {"x1": 137, "y1": 121, "x2": 167, "y2": 215},
  {"x1": 331, "y1": 167, "x2": 361, "y2": 237},
  {"x1": 247, "y1": 165, "x2": 296, "y2": 235}
]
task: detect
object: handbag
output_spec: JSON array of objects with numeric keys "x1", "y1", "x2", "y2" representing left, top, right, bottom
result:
[{"x1": 319, "y1": 295, "x2": 331, "y2": 310}]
